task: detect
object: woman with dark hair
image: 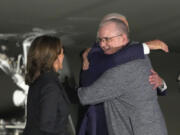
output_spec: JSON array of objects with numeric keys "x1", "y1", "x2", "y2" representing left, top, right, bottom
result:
[{"x1": 23, "y1": 35, "x2": 70, "y2": 135}]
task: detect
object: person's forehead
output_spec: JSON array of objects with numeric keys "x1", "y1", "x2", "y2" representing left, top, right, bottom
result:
[{"x1": 99, "y1": 23, "x2": 117, "y2": 34}]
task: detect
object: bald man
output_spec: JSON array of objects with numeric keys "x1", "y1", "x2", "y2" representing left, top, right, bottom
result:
[
  {"x1": 78, "y1": 13, "x2": 167, "y2": 135},
  {"x1": 78, "y1": 18, "x2": 167, "y2": 135},
  {"x1": 82, "y1": 13, "x2": 167, "y2": 91}
]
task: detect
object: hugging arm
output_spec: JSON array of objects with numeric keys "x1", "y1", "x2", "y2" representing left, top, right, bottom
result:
[{"x1": 82, "y1": 40, "x2": 168, "y2": 70}]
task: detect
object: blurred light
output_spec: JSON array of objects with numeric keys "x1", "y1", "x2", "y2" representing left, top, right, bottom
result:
[
  {"x1": 12, "y1": 90, "x2": 26, "y2": 107},
  {"x1": 12, "y1": 73, "x2": 29, "y2": 94}
]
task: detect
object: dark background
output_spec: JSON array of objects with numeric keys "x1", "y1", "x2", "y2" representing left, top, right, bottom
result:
[{"x1": 0, "y1": 0, "x2": 179, "y2": 134}]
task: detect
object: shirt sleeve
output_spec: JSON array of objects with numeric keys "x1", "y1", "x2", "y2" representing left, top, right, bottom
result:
[
  {"x1": 142, "y1": 43, "x2": 150, "y2": 54},
  {"x1": 159, "y1": 80, "x2": 167, "y2": 91}
]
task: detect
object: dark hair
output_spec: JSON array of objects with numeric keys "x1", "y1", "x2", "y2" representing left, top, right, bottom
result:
[{"x1": 25, "y1": 35, "x2": 62, "y2": 85}]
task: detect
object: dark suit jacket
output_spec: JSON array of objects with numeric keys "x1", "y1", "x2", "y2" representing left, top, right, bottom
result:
[{"x1": 23, "y1": 71, "x2": 70, "y2": 135}]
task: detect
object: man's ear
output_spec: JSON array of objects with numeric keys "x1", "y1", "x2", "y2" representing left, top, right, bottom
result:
[{"x1": 121, "y1": 34, "x2": 128, "y2": 44}]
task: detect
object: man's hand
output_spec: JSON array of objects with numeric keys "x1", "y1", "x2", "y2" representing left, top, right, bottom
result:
[
  {"x1": 82, "y1": 48, "x2": 91, "y2": 70},
  {"x1": 149, "y1": 69, "x2": 163, "y2": 90},
  {"x1": 82, "y1": 58, "x2": 90, "y2": 70},
  {"x1": 145, "y1": 40, "x2": 169, "y2": 53}
]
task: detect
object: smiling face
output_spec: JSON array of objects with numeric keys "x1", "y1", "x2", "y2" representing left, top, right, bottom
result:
[{"x1": 97, "y1": 21, "x2": 127, "y2": 55}]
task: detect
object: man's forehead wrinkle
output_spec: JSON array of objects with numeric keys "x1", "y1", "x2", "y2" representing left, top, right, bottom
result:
[{"x1": 99, "y1": 25, "x2": 118, "y2": 37}]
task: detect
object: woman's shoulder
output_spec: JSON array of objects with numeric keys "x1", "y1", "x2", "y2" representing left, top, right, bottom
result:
[
  {"x1": 30, "y1": 71, "x2": 60, "y2": 92},
  {"x1": 39, "y1": 71, "x2": 59, "y2": 83}
]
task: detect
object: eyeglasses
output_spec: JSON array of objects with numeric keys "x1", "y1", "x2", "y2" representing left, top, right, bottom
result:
[{"x1": 96, "y1": 34, "x2": 122, "y2": 43}]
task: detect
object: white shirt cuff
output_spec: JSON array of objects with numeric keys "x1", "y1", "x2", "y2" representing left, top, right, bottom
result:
[
  {"x1": 158, "y1": 80, "x2": 167, "y2": 92},
  {"x1": 142, "y1": 43, "x2": 150, "y2": 55}
]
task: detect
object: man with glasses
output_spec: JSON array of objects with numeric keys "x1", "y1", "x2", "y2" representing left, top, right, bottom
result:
[
  {"x1": 78, "y1": 18, "x2": 168, "y2": 135},
  {"x1": 78, "y1": 13, "x2": 167, "y2": 135},
  {"x1": 80, "y1": 13, "x2": 167, "y2": 92}
]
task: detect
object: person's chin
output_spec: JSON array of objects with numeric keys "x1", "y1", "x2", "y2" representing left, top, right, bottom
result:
[{"x1": 104, "y1": 50, "x2": 113, "y2": 55}]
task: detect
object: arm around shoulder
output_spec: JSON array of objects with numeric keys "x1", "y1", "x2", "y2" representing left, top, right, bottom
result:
[{"x1": 78, "y1": 64, "x2": 133, "y2": 105}]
